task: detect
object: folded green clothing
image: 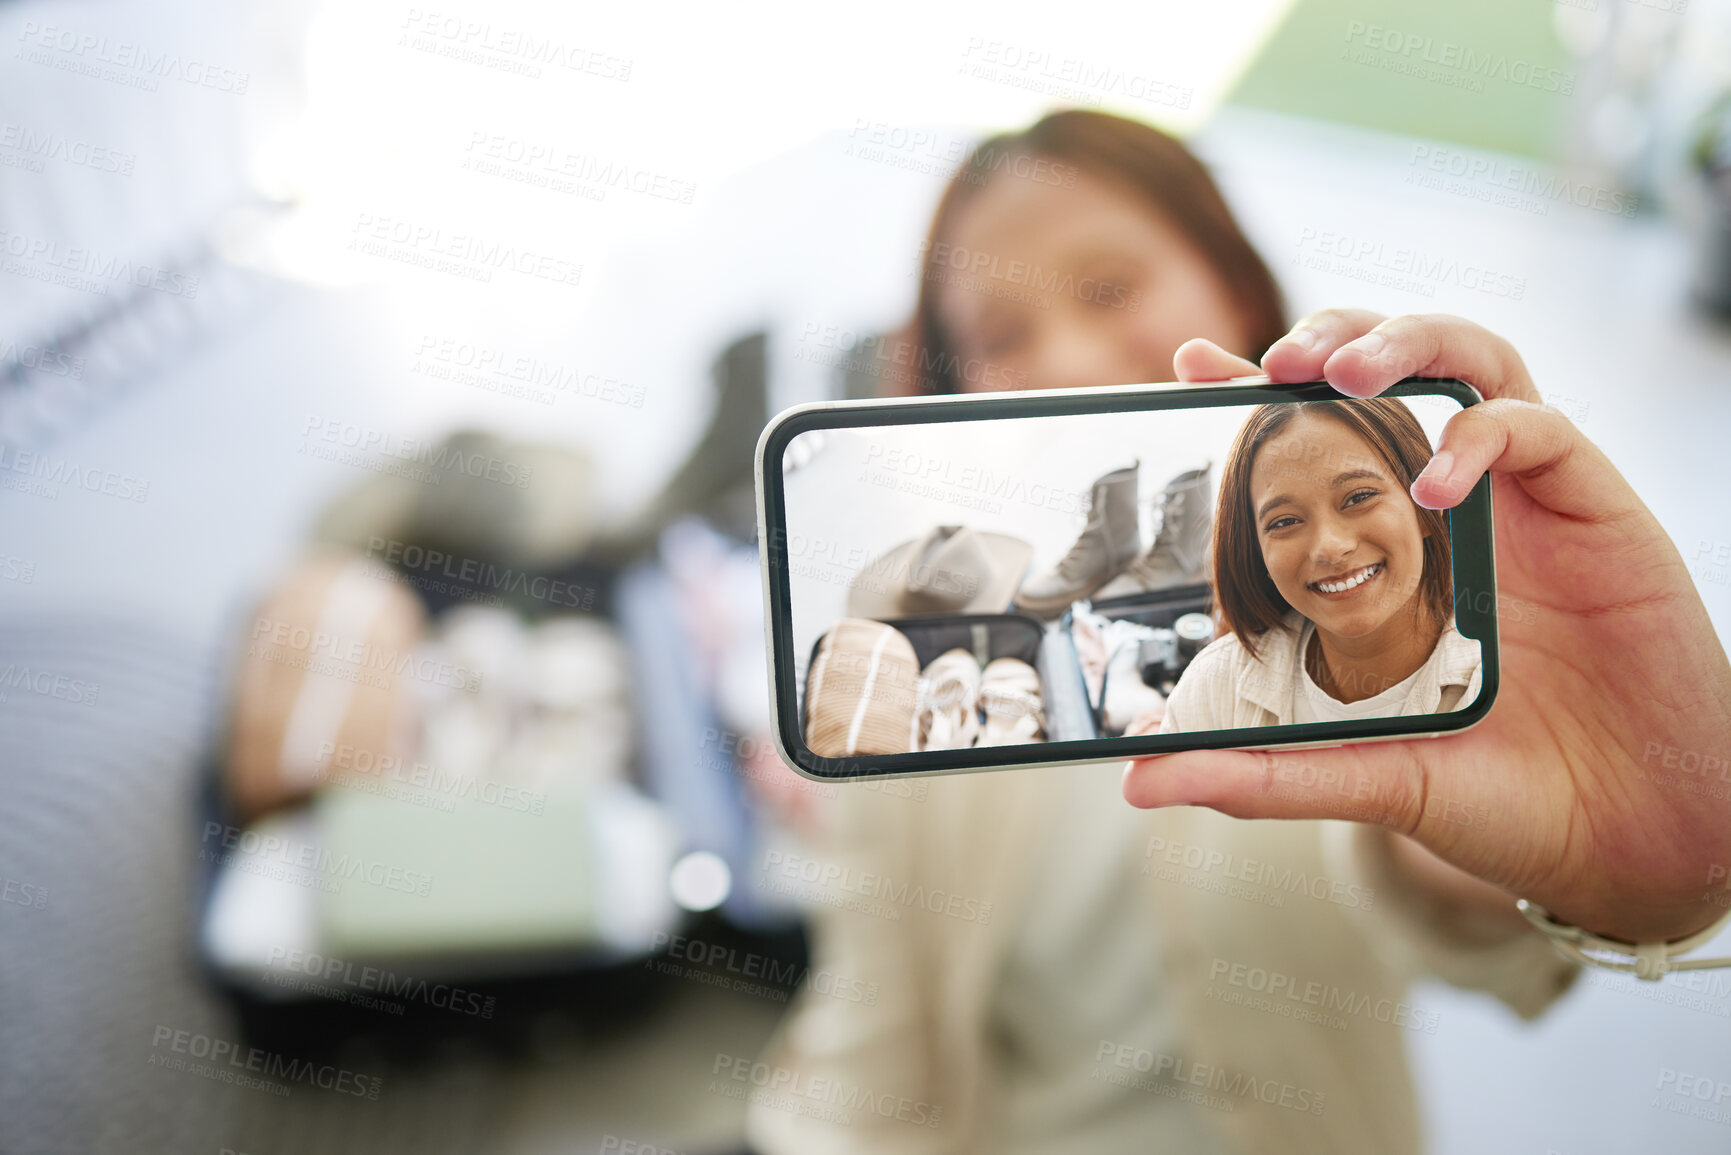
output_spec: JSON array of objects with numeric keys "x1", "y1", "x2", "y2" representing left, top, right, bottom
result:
[{"x1": 314, "y1": 783, "x2": 596, "y2": 960}]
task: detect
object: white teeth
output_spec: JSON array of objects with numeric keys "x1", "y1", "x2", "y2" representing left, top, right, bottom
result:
[{"x1": 1313, "y1": 562, "x2": 1382, "y2": 594}]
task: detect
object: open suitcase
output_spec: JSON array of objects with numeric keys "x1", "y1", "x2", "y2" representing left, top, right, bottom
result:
[{"x1": 798, "y1": 584, "x2": 1217, "y2": 758}]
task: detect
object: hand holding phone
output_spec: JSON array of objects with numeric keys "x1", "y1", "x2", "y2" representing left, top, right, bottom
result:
[{"x1": 1124, "y1": 311, "x2": 1731, "y2": 948}]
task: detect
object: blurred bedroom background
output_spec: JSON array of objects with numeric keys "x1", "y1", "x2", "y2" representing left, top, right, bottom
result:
[{"x1": 3, "y1": 0, "x2": 1731, "y2": 1152}]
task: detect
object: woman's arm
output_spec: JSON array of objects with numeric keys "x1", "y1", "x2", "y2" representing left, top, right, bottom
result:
[{"x1": 1379, "y1": 829, "x2": 1532, "y2": 941}]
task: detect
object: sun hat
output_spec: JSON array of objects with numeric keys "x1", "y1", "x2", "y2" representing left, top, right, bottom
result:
[
  {"x1": 804, "y1": 618, "x2": 922, "y2": 758},
  {"x1": 846, "y1": 525, "x2": 1034, "y2": 619}
]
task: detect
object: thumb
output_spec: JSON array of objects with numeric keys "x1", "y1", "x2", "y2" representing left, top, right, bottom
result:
[
  {"x1": 1122, "y1": 743, "x2": 1426, "y2": 830},
  {"x1": 1408, "y1": 396, "x2": 1646, "y2": 528},
  {"x1": 1174, "y1": 338, "x2": 1263, "y2": 383}
]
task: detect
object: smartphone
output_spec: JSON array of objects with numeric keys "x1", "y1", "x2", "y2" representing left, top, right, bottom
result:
[{"x1": 754, "y1": 377, "x2": 1498, "y2": 780}]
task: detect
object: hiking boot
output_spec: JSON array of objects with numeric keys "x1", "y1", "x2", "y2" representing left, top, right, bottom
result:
[
  {"x1": 1095, "y1": 464, "x2": 1213, "y2": 600},
  {"x1": 1015, "y1": 462, "x2": 1141, "y2": 618}
]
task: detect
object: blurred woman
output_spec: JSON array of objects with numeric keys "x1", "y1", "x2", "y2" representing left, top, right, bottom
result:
[{"x1": 748, "y1": 110, "x2": 1574, "y2": 1155}]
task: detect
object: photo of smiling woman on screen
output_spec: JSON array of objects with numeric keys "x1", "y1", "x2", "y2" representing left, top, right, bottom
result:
[{"x1": 1152, "y1": 396, "x2": 1482, "y2": 733}]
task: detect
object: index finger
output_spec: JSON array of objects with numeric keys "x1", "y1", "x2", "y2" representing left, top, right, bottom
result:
[
  {"x1": 1264, "y1": 310, "x2": 1543, "y2": 405},
  {"x1": 1260, "y1": 307, "x2": 1386, "y2": 382}
]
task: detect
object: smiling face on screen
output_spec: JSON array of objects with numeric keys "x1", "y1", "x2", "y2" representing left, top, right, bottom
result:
[
  {"x1": 1248, "y1": 412, "x2": 1431, "y2": 643},
  {"x1": 933, "y1": 163, "x2": 1247, "y2": 391}
]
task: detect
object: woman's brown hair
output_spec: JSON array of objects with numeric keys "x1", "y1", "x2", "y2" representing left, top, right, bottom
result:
[
  {"x1": 1214, "y1": 398, "x2": 1454, "y2": 660},
  {"x1": 896, "y1": 108, "x2": 1287, "y2": 395}
]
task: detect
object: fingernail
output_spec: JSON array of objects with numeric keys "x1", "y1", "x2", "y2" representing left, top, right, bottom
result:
[
  {"x1": 1284, "y1": 327, "x2": 1318, "y2": 351},
  {"x1": 1347, "y1": 332, "x2": 1385, "y2": 359},
  {"x1": 1416, "y1": 449, "x2": 1455, "y2": 490}
]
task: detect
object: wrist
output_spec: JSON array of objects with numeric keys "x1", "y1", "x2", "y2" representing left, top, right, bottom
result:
[
  {"x1": 1378, "y1": 828, "x2": 1529, "y2": 944},
  {"x1": 1562, "y1": 899, "x2": 1731, "y2": 951},
  {"x1": 1518, "y1": 900, "x2": 1731, "y2": 982}
]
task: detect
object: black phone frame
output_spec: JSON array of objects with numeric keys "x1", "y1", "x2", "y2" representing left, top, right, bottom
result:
[{"x1": 757, "y1": 377, "x2": 1498, "y2": 780}]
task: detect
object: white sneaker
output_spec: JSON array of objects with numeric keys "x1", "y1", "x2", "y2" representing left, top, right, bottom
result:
[
  {"x1": 977, "y1": 658, "x2": 1045, "y2": 746},
  {"x1": 914, "y1": 649, "x2": 982, "y2": 751}
]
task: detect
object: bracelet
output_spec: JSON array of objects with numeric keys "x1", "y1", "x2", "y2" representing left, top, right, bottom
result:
[{"x1": 1517, "y1": 900, "x2": 1731, "y2": 981}]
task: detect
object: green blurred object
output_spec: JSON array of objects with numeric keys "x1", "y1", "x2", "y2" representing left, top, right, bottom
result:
[
  {"x1": 316, "y1": 785, "x2": 598, "y2": 960},
  {"x1": 1691, "y1": 91, "x2": 1731, "y2": 316},
  {"x1": 1226, "y1": 0, "x2": 1576, "y2": 160}
]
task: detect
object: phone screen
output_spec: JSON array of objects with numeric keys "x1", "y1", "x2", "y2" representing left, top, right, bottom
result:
[{"x1": 762, "y1": 382, "x2": 1496, "y2": 777}]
